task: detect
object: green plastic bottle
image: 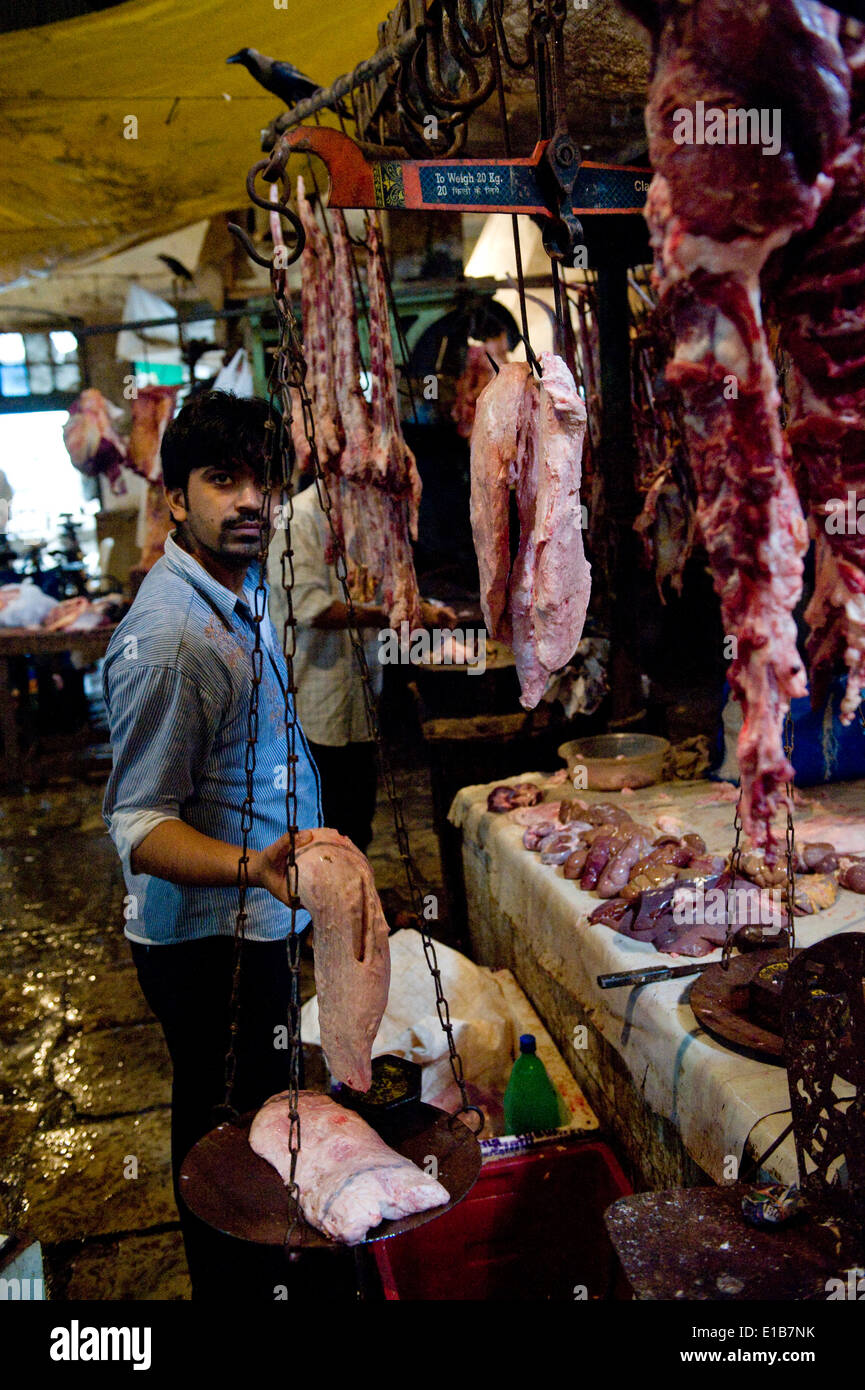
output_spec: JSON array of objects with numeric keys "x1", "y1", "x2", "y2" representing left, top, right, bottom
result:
[{"x1": 503, "y1": 1034, "x2": 562, "y2": 1135}]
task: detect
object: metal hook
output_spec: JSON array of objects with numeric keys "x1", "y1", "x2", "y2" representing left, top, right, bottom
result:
[
  {"x1": 228, "y1": 159, "x2": 306, "y2": 271},
  {"x1": 517, "y1": 332, "x2": 543, "y2": 378}
]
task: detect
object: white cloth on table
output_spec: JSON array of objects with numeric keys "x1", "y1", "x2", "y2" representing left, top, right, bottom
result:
[{"x1": 449, "y1": 775, "x2": 865, "y2": 1185}]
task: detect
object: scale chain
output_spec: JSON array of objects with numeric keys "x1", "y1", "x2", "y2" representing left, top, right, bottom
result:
[{"x1": 272, "y1": 234, "x2": 482, "y2": 1136}]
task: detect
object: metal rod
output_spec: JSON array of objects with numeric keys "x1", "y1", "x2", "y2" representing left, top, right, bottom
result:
[
  {"x1": 11, "y1": 305, "x2": 273, "y2": 339},
  {"x1": 488, "y1": 5, "x2": 533, "y2": 361}
]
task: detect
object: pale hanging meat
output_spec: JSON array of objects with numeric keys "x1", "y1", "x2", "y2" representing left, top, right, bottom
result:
[
  {"x1": 469, "y1": 361, "x2": 533, "y2": 640},
  {"x1": 533, "y1": 351, "x2": 591, "y2": 674},
  {"x1": 628, "y1": 0, "x2": 851, "y2": 852},
  {"x1": 469, "y1": 354, "x2": 591, "y2": 709},
  {"x1": 249, "y1": 1091, "x2": 450, "y2": 1245},
  {"x1": 295, "y1": 827, "x2": 390, "y2": 1092}
]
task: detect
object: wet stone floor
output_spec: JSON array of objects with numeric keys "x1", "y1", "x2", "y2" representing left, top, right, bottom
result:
[{"x1": 0, "y1": 763, "x2": 444, "y2": 1300}]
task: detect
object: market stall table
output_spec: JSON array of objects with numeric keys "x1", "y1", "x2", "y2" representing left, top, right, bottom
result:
[
  {"x1": 450, "y1": 775, "x2": 865, "y2": 1190},
  {"x1": 0, "y1": 625, "x2": 117, "y2": 784}
]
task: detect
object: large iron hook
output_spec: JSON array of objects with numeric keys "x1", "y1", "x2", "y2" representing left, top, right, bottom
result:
[{"x1": 228, "y1": 159, "x2": 305, "y2": 271}]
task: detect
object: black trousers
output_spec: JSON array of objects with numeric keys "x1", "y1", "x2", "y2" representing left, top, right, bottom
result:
[
  {"x1": 308, "y1": 740, "x2": 378, "y2": 851},
  {"x1": 131, "y1": 935, "x2": 355, "y2": 1301}
]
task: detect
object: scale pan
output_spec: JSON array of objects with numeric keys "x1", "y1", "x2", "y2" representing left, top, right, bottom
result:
[{"x1": 179, "y1": 1101, "x2": 482, "y2": 1249}]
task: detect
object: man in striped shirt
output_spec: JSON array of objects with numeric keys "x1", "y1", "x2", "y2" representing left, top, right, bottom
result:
[{"x1": 102, "y1": 391, "x2": 324, "y2": 1299}]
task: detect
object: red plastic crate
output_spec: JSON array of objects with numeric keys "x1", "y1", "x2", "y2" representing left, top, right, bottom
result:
[{"x1": 374, "y1": 1138, "x2": 632, "y2": 1301}]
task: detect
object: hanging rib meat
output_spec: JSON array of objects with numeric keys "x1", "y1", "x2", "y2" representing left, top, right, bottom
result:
[
  {"x1": 331, "y1": 209, "x2": 373, "y2": 482},
  {"x1": 365, "y1": 213, "x2": 423, "y2": 539},
  {"x1": 771, "y1": 33, "x2": 865, "y2": 722},
  {"x1": 470, "y1": 354, "x2": 591, "y2": 709},
  {"x1": 296, "y1": 176, "x2": 343, "y2": 468},
  {"x1": 295, "y1": 189, "x2": 423, "y2": 631},
  {"x1": 631, "y1": 0, "x2": 851, "y2": 853}
]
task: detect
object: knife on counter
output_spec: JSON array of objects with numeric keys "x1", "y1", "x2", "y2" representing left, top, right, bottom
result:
[{"x1": 598, "y1": 961, "x2": 714, "y2": 989}]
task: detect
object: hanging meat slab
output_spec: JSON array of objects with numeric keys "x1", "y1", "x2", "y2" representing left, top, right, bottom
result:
[
  {"x1": 295, "y1": 828, "x2": 390, "y2": 1092},
  {"x1": 771, "y1": 32, "x2": 865, "y2": 722},
  {"x1": 128, "y1": 385, "x2": 178, "y2": 571},
  {"x1": 533, "y1": 352, "x2": 591, "y2": 673},
  {"x1": 296, "y1": 193, "x2": 424, "y2": 631},
  {"x1": 470, "y1": 361, "x2": 533, "y2": 640},
  {"x1": 296, "y1": 176, "x2": 343, "y2": 468},
  {"x1": 470, "y1": 353, "x2": 591, "y2": 709},
  {"x1": 632, "y1": 0, "x2": 851, "y2": 854},
  {"x1": 249, "y1": 1090, "x2": 450, "y2": 1244},
  {"x1": 62, "y1": 388, "x2": 127, "y2": 492}
]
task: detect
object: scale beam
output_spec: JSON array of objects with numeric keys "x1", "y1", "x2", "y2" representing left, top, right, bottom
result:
[{"x1": 265, "y1": 126, "x2": 650, "y2": 218}]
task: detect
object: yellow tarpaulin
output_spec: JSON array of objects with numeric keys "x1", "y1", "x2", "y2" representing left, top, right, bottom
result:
[{"x1": 0, "y1": 0, "x2": 389, "y2": 287}]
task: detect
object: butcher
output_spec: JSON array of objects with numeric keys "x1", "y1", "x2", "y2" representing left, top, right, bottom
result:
[{"x1": 102, "y1": 390, "x2": 330, "y2": 1300}]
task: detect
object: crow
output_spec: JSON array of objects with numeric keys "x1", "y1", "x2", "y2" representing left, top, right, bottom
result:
[{"x1": 227, "y1": 48, "x2": 348, "y2": 114}]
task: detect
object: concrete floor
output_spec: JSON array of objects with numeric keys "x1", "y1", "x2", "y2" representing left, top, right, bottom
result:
[{"x1": 0, "y1": 760, "x2": 445, "y2": 1300}]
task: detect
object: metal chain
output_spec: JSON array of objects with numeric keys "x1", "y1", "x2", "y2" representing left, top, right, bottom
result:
[
  {"x1": 783, "y1": 710, "x2": 797, "y2": 961},
  {"x1": 217, "y1": 241, "x2": 306, "y2": 1248},
  {"x1": 722, "y1": 797, "x2": 744, "y2": 971},
  {"x1": 723, "y1": 708, "x2": 799, "y2": 969},
  {"x1": 219, "y1": 470, "x2": 275, "y2": 1125},
  {"x1": 267, "y1": 272, "x2": 306, "y2": 1244},
  {"x1": 277, "y1": 219, "x2": 482, "y2": 1135}
]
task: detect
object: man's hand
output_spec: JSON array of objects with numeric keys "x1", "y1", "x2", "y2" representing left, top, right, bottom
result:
[
  {"x1": 420, "y1": 599, "x2": 458, "y2": 629},
  {"x1": 249, "y1": 828, "x2": 314, "y2": 907}
]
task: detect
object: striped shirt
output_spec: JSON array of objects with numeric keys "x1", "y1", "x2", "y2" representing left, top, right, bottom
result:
[
  {"x1": 268, "y1": 484, "x2": 382, "y2": 747},
  {"x1": 102, "y1": 531, "x2": 322, "y2": 945}
]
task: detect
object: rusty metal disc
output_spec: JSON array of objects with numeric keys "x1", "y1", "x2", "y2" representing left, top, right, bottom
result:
[
  {"x1": 689, "y1": 948, "x2": 794, "y2": 1059},
  {"x1": 179, "y1": 1101, "x2": 482, "y2": 1248}
]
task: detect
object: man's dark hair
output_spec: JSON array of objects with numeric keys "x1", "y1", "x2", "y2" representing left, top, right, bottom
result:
[{"x1": 161, "y1": 391, "x2": 279, "y2": 493}]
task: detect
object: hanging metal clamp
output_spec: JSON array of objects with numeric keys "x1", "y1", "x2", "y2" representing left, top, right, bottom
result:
[{"x1": 538, "y1": 124, "x2": 584, "y2": 261}]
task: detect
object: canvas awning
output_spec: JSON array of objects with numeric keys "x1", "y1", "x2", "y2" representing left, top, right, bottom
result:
[{"x1": 0, "y1": 0, "x2": 389, "y2": 288}]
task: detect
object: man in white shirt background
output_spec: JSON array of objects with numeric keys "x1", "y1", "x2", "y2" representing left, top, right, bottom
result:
[{"x1": 269, "y1": 483, "x2": 455, "y2": 852}]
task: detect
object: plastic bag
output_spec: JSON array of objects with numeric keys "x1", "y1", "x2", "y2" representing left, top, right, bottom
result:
[
  {"x1": 213, "y1": 349, "x2": 254, "y2": 398},
  {"x1": 0, "y1": 582, "x2": 58, "y2": 629}
]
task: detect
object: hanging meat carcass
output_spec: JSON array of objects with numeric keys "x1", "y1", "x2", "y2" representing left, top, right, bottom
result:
[
  {"x1": 293, "y1": 185, "x2": 423, "y2": 631},
  {"x1": 769, "y1": 29, "x2": 865, "y2": 723},
  {"x1": 63, "y1": 389, "x2": 127, "y2": 493},
  {"x1": 470, "y1": 352, "x2": 591, "y2": 708},
  {"x1": 296, "y1": 177, "x2": 344, "y2": 469},
  {"x1": 624, "y1": 0, "x2": 851, "y2": 854},
  {"x1": 128, "y1": 385, "x2": 179, "y2": 571}
]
